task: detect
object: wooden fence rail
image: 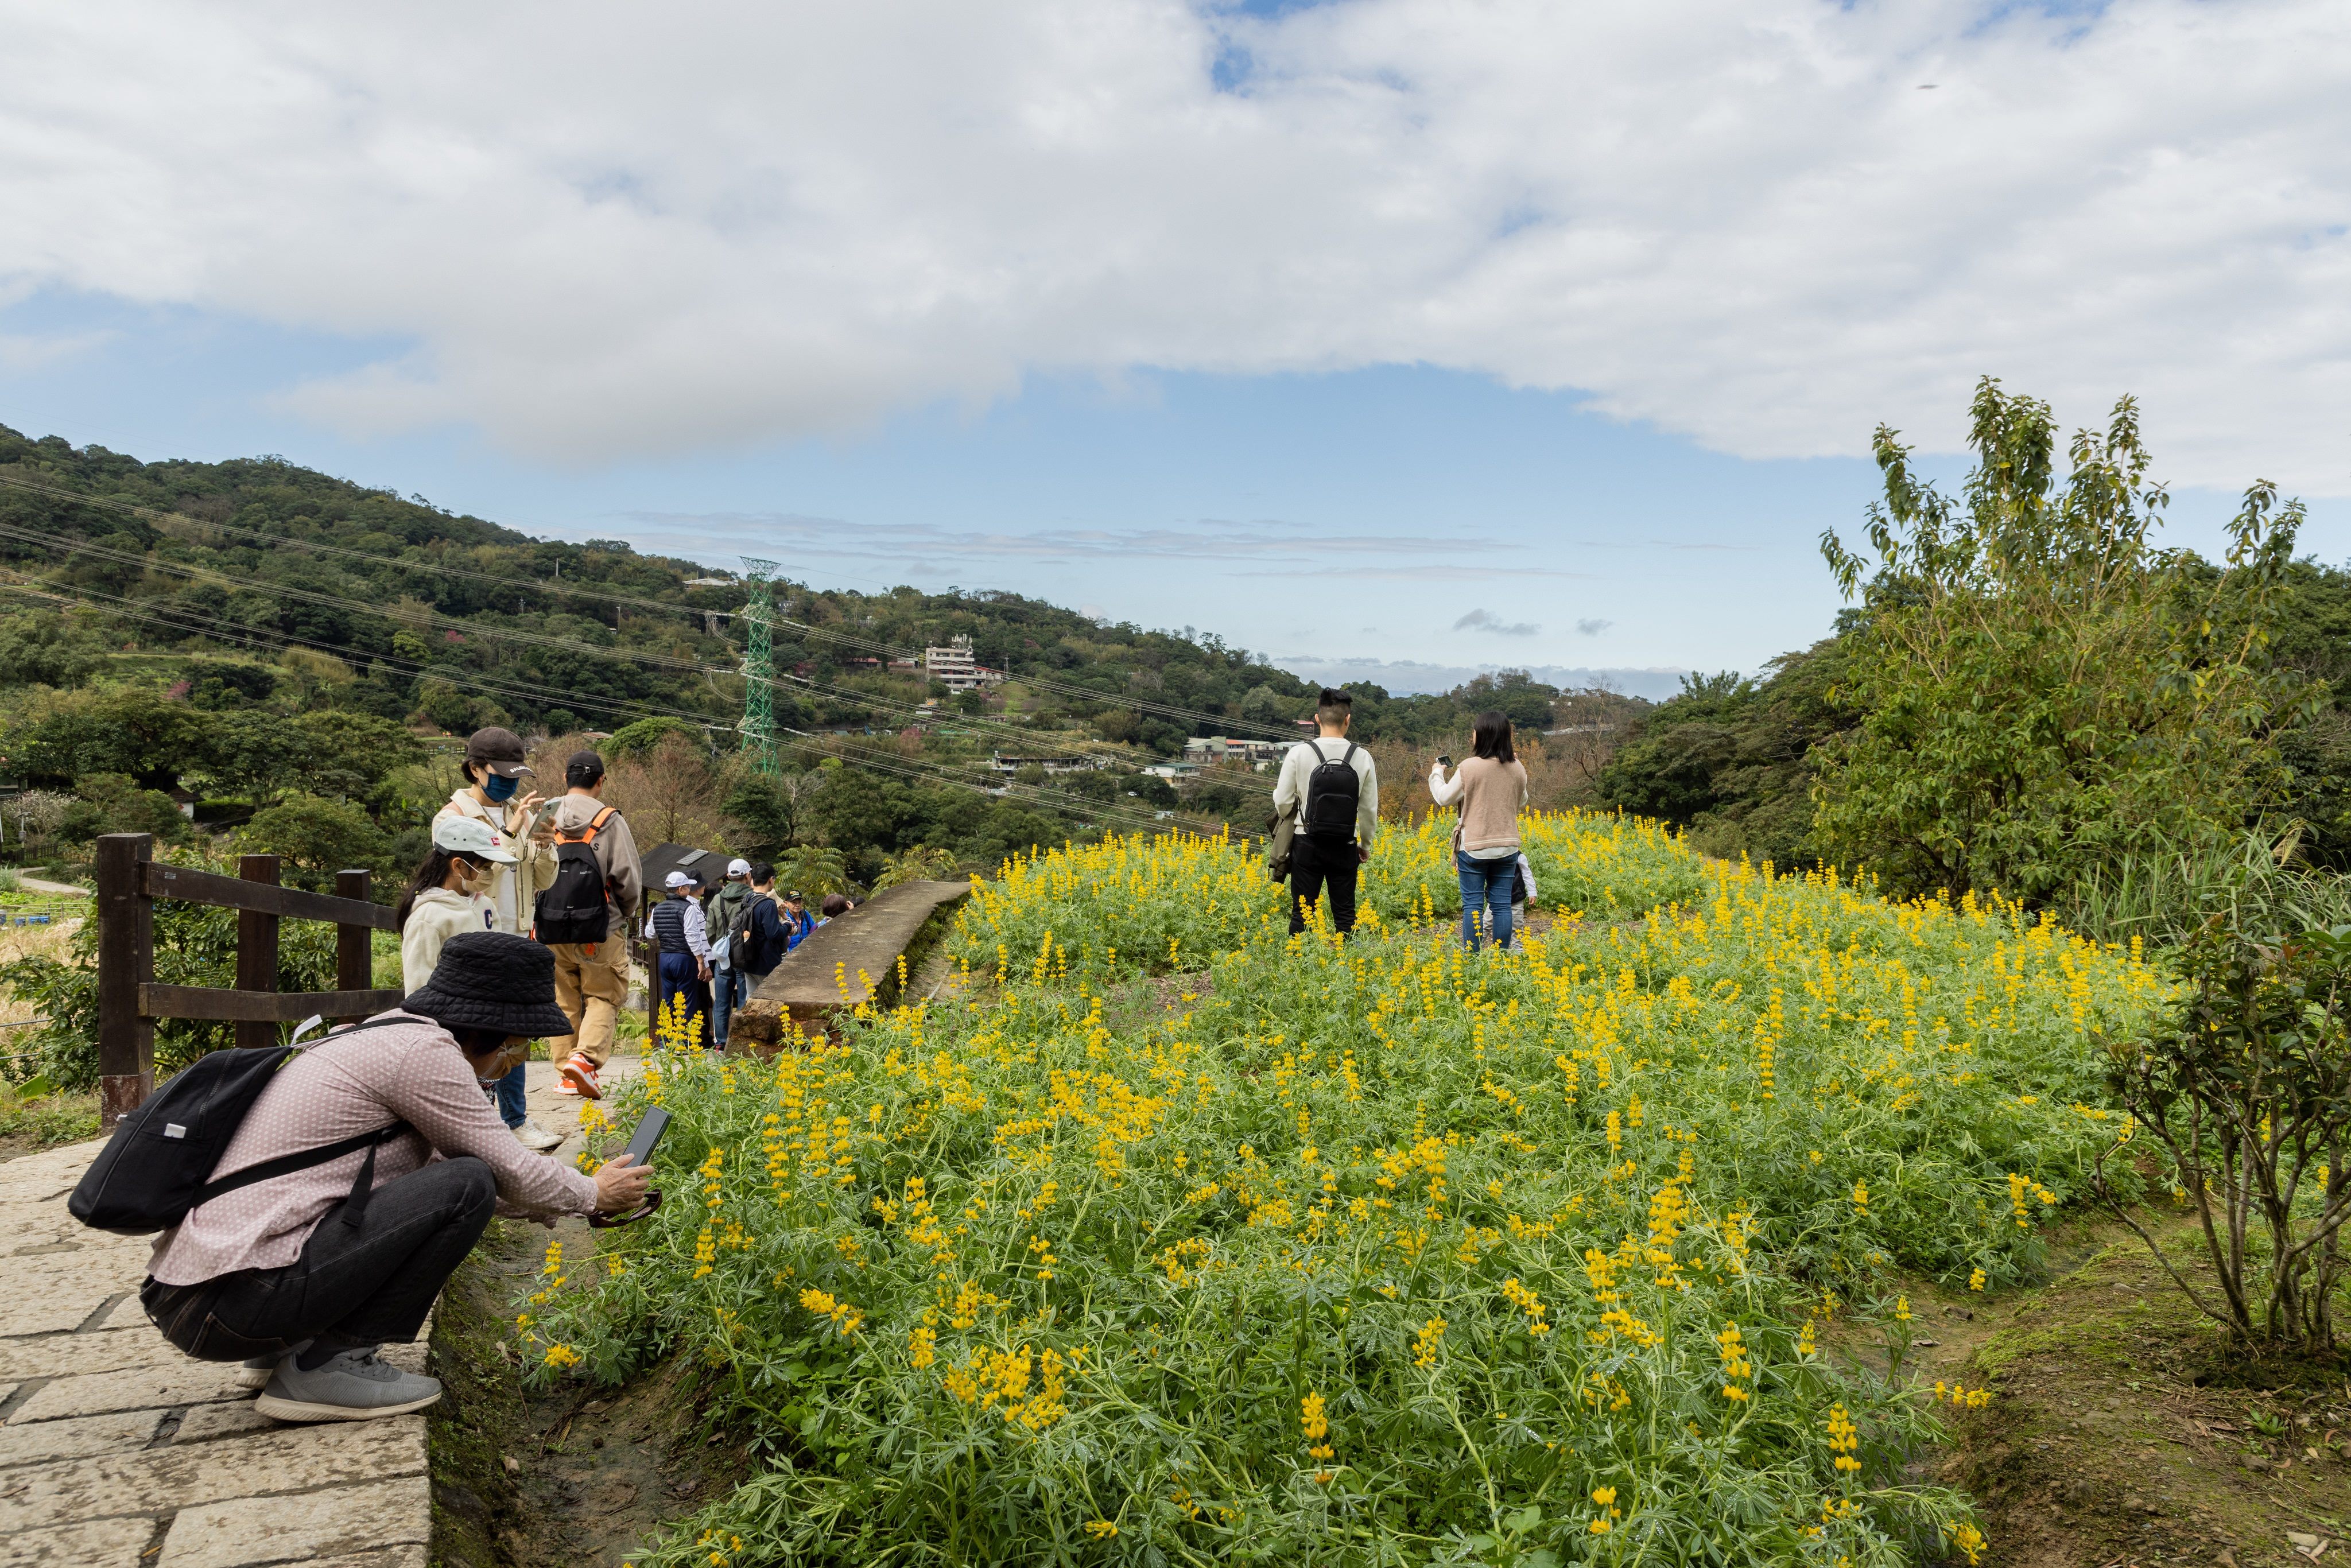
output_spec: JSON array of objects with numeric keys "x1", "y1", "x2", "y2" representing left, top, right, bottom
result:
[{"x1": 96, "y1": 832, "x2": 402, "y2": 1124}]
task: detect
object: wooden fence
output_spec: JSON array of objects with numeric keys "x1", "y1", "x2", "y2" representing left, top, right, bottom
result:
[{"x1": 95, "y1": 832, "x2": 402, "y2": 1124}]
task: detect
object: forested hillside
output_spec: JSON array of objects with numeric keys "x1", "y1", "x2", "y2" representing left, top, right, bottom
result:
[{"x1": 0, "y1": 423, "x2": 1636, "y2": 888}]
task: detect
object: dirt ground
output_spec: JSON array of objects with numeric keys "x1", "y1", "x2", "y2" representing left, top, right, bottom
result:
[
  {"x1": 429, "y1": 1214, "x2": 756, "y2": 1568},
  {"x1": 1850, "y1": 1216, "x2": 2351, "y2": 1568}
]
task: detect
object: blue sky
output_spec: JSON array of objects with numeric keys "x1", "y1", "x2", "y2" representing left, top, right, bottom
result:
[{"x1": 3, "y1": 2, "x2": 2345, "y2": 696}]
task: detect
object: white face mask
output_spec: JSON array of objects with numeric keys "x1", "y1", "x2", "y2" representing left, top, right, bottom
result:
[{"x1": 455, "y1": 860, "x2": 491, "y2": 895}]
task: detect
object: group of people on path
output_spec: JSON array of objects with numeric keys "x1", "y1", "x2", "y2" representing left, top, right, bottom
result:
[
  {"x1": 135, "y1": 724, "x2": 846, "y2": 1426},
  {"x1": 399, "y1": 725, "x2": 825, "y2": 1148},
  {"x1": 1276, "y1": 688, "x2": 1534, "y2": 950}
]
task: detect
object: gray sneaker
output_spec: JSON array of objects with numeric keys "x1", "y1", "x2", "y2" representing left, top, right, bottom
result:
[
  {"x1": 234, "y1": 1339, "x2": 310, "y2": 1390},
  {"x1": 255, "y1": 1345, "x2": 442, "y2": 1422}
]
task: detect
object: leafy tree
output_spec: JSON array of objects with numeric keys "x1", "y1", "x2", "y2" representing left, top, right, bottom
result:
[
  {"x1": 607, "y1": 716, "x2": 705, "y2": 759},
  {"x1": 237, "y1": 792, "x2": 394, "y2": 890},
  {"x1": 2096, "y1": 917, "x2": 2351, "y2": 1350},
  {"x1": 1814, "y1": 381, "x2": 2302, "y2": 901},
  {"x1": 721, "y1": 769, "x2": 802, "y2": 859},
  {"x1": 771, "y1": 844, "x2": 851, "y2": 898},
  {"x1": 3, "y1": 689, "x2": 215, "y2": 791},
  {"x1": 59, "y1": 773, "x2": 189, "y2": 849},
  {"x1": 874, "y1": 845, "x2": 961, "y2": 890},
  {"x1": 1597, "y1": 644, "x2": 1853, "y2": 866},
  {"x1": 0, "y1": 616, "x2": 104, "y2": 689}
]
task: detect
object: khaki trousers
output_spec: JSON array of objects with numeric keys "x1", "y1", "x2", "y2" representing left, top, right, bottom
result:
[{"x1": 549, "y1": 940, "x2": 630, "y2": 1069}]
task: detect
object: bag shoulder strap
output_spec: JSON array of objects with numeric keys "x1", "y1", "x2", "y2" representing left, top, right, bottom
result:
[
  {"x1": 192, "y1": 1121, "x2": 410, "y2": 1209},
  {"x1": 1340, "y1": 742, "x2": 1359, "y2": 767}
]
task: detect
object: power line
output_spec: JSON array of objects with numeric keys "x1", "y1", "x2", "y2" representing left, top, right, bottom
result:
[
  {"x1": 0, "y1": 575, "x2": 1224, "y2": 843},
  {"x1": 0, "y1": 471, "x2": 1310, "y2": 742},
  {"x1": 0, "y1": 514, "x2": 1162, "y2": 764}
]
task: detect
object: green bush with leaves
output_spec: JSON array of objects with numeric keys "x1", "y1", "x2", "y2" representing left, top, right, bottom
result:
[{"x1": 1815, "y1": 379, "x2": 2305, "y2": 904}]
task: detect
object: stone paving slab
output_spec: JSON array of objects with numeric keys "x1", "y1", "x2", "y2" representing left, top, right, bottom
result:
[
  {"x1": 8, "y1": 1360, "x2": 251, "y2": 1424},
  {"x1": 0, "y1": 1416, "x2": 426, "y2": 1534},
  {"x1": 158, "y1": 1474, "x2": 432, "y2": 1568},
  {"x1": 0, "y1": 1326, "x2": 188, "y2": 1382},
  {"x1": 0, "y1": 1408, "x2": 164, "y2": 1469},
  {"x1": 0, "y1": 1512, "x2": 154, "y2": 1567},
  {"x1": 174, "y1": 1400, "x2": 277, "y2": 1445}
]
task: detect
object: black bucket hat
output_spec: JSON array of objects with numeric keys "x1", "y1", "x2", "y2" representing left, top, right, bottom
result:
[{"x1": 403, "y1": 931, "x2": 573, "y2": 1038}]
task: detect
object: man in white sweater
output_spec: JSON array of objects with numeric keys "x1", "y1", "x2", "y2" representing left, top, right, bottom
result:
[{"x1": 1271, "y1": 689, "x2": 1379, "y2": 937}]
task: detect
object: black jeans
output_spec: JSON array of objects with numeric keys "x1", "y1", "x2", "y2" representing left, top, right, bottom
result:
[
  {"x1": 1289, "y1": 836, "x2": 1360, "y2": 937},
  {"x1": 142, "y1": 1156, "x2": 497, "y2": 1362}
]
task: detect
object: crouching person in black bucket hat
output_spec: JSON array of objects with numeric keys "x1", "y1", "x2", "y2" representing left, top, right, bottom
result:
[{"x1": 139, "y1": 932, "x2": 653, "y2": 1423}]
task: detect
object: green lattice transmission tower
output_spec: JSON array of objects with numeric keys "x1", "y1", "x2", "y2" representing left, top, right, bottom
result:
[{"x1": 739, "y1": 556, "x2": 781, "y2": 775}]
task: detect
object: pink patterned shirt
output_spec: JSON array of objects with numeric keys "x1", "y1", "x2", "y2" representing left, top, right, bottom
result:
[{"x1": 149, "y1": 1011, "x2": 600, "y2": 1286}]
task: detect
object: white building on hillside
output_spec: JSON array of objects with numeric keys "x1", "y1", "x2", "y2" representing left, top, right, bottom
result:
[{"x1": 924, "y1": 636, "x2": 1004, "y2": 692}]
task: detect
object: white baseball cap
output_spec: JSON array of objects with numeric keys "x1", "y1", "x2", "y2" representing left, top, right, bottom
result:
[
  {"x1": 727, "y1": 857, "x2": 752, "y2": 877},
  {"x1": 664, "y1": 870, "x2": 694, "y2": 888},
  {"x1": 433, "y1": 815, "x2": 518, "y2": 863}
]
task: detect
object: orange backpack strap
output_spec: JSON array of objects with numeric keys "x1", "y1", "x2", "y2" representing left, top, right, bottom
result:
[{"x1": 557, "y1": 805, "x2": 618, "y2": 846}]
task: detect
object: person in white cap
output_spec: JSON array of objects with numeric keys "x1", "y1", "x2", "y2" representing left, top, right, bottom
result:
[
  {"x1": 394, "y1": 818, "x2": 561, "y2": 1152},
  {"x1": 704, "y1": 857, "x2": 757, "y2": 1050},
  {"x1": 643, "y1": 869, "x2": 712, "y2": 1047}
]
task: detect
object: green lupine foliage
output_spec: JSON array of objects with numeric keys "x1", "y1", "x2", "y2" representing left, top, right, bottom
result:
[{"x1": 522, "y1": 824, "x2": 2159, "y2": 1566}]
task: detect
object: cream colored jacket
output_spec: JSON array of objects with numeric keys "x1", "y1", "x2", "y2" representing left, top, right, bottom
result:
[
  {"x1": 401, "y1": 887, "x2": 496, "y2": 992},
  {"x1": 433, "y1": 789, "x2": 558, "y2": 936}
]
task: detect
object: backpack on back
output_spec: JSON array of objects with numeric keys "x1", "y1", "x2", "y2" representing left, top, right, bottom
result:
[
  {"x1": 68, "y1": 1018, "x2": 411, "y2": 1237},
  {"x1": 725, "y1": 891, "x2": 772, "y2": 971},
  {"x1": 535, "y1": 806, "x2": 617, "y2": 944},
  {"x1": 1299, "y1": 740, "x2": 1362, "y2": 841}
]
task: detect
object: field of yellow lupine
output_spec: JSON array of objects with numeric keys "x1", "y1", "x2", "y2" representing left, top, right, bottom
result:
[{"x1": 528, "y1": 813, "x2": 2163, "y2": 1567}]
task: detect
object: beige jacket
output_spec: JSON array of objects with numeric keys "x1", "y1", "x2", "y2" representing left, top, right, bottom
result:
[
  {"x1": 401, "y1": 887, "x2": 495, "y2": 992},
  {"x1": 1429, "y1": 756, "x2": 1528, "y2": 855},
  {"x1": 434, "y1": 789, "x2": 557, "y2": 936}
]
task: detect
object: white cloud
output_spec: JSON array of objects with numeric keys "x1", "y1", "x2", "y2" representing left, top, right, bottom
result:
[
  {"x1": 1454, "y1": 608, "x2": 1539, "y2": 636},
  {"x1": 1575, "y1": 618, "x2": 1612, "y2": 636},
  {"x1": 2, "y1": 1, "x2": 2346, "y2": 489}
]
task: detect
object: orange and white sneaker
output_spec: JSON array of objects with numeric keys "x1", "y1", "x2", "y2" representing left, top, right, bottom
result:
[{"x1": 558, "y1": 1054, "x2": 601, "y2": 1100}]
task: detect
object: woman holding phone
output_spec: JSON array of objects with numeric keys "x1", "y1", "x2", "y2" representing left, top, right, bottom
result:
[
  {"x1": 140, "y1": 933, "x2": 652, "y2": 1423},
  {"x1": 1427, "y1": 711, "x2": 1531, "y2": 952}
]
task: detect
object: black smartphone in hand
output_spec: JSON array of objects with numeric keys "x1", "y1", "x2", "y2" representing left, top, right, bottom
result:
[
  {"x1": 1437, "y1": 754, "x2": 1453, "y2": 767},
  {"x1": 622, "y1": 1106, "x2": 670, "y2": 1168}
]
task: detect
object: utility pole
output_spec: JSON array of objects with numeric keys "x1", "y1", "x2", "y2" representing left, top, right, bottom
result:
[{"x1": 739, "y1": 556, "x2": 780, "y2": 776}]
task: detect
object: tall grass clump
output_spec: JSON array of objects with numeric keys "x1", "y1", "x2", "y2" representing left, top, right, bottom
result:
[{"x1": 524, "y1": 825, "x2": 2158, "y2": 1566}]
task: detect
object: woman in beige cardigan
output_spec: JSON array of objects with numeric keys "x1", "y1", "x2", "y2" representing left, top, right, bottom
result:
[{"x1": 1427, "y1": 711, "x2": 1530, "y2": 950}]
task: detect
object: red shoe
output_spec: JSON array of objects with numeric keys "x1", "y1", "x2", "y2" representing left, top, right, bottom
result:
[{"x1": 558, "y1": 1054, "x2": 602, "y2": 1100}]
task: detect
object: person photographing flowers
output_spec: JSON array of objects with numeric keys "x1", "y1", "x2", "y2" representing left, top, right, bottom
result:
[
  {"x1": 1428, "y1": 711, "x2": 1530, "y2": 952},
  {"x1": 140, "y1": 933, "x2": 652, "y2": 1423}
]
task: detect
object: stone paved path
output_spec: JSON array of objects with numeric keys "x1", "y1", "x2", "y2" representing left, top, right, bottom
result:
[{"x1": 0, "y1": 1054, "x2": 631, "y2": 1567}]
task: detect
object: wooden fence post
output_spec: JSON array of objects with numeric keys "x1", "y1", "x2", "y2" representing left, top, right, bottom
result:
[
  {"x1": 235, "y1": 853, "x2": 281, "y2": 1050},
  {"x1": 95, "y1": 833, "x2": 156, "y2": 1126},
  {"x1": 335, "y1": 869, "x2": 377, "y2": 1023}
]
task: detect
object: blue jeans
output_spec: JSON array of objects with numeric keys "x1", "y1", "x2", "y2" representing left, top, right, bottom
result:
[
  {"x1": 490, "y1": 1063, "x2": 526, "y2": 1129},
  {"x1": 1457, "y1": 851, "x2": 1515, "y2": 952},
  {"x1": 711, "y1": 967, "x2": 752, "y2": 1047},
  {"x1": 655, "y1": 950, "x2": 712, "y2": 1048}
]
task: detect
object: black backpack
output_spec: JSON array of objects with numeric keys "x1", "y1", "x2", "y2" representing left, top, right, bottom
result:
[
  {"x1": 725, "y1": 891, "x2": 771, "y2": 970},
  {"x1": 69, "y1": 1018, "x2": 412, "y2": 1237},
  {"x1": 1300, "y1": 741, "x2": 1362, "y2": 841},
  {"x1": 535, "y1": 806, "x2": 616, "y2": 944}
]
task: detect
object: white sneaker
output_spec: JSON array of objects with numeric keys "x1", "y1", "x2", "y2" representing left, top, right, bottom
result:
[{"x1": 513, "y1": 1119, "x2": 563, "y2": 1152}]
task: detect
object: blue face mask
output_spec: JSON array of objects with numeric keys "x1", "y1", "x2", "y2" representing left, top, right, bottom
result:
[{"x1": 481, "y1": 772, "x2": 519, "y2": 804}]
